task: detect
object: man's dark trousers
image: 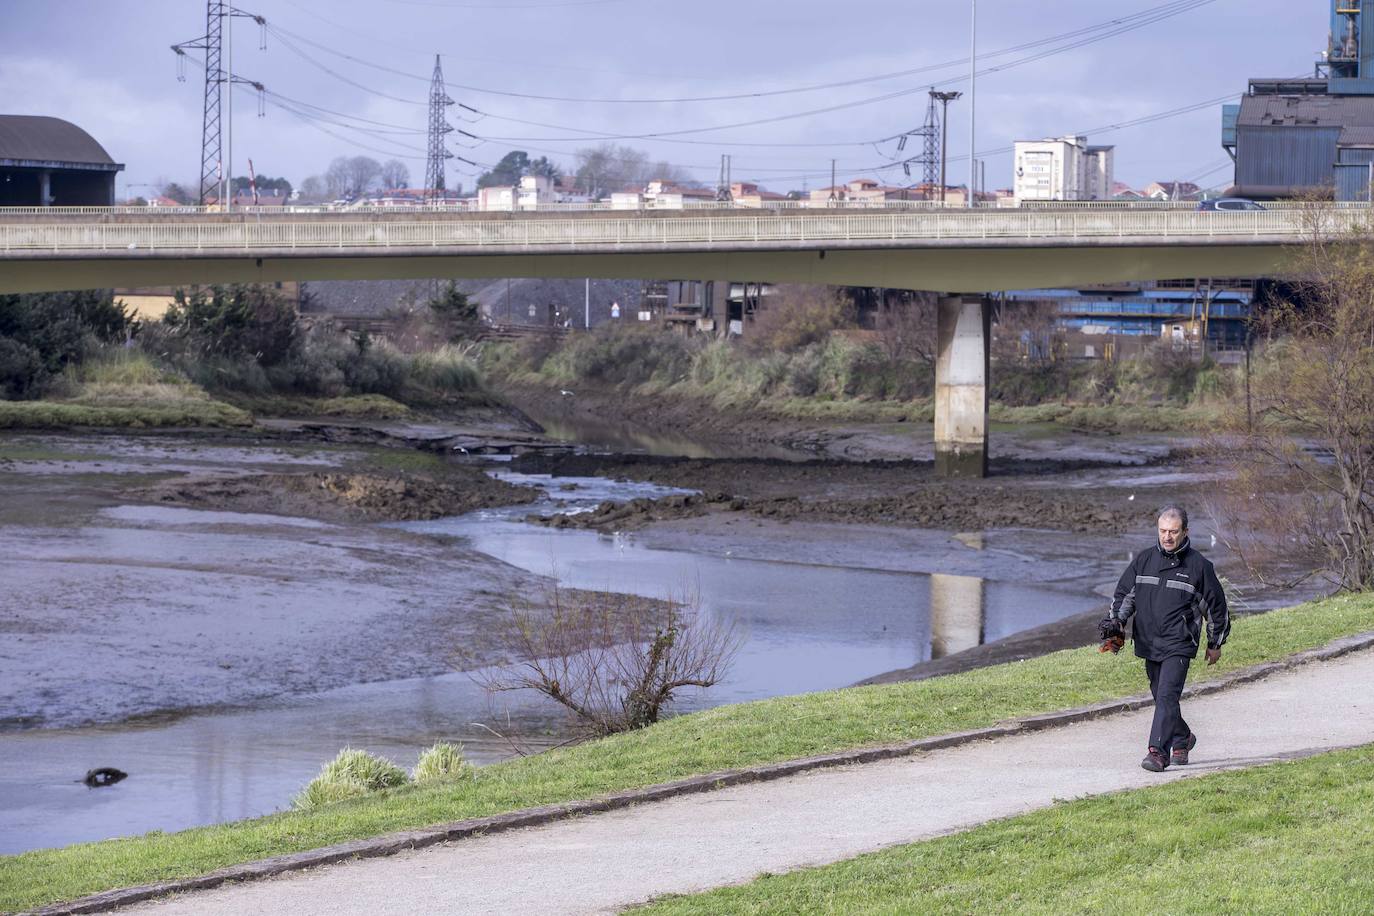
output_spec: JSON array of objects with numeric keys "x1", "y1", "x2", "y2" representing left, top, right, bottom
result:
[{"x1": 1146, "y1": 656, "x2": 1192, "y2": 752}]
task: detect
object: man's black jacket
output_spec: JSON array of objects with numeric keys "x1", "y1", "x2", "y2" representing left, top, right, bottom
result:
[{"x1": 1110, "y1": 537, "x2": 1229, "y2": 661}]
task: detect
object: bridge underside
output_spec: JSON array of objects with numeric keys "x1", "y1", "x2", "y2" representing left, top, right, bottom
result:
[
  {"x1": 0, "y1": 241, "x2": 1290, "y2": 296},
  {"x1": 0, "y1": 241, "x2": 1293, "y2": 478}
]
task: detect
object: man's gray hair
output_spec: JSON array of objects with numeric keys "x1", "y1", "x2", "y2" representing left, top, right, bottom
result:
[{"x1": 1157, "y1": 505, "x2": 1189, "y2": 529}]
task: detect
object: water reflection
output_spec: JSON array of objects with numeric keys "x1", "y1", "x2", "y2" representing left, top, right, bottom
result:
[
  {"x1": 525, "y1": 413, "x2": 814, "y2": 461},
  {"x1": 929, "y1": 574, "x2": 985, "y2": 659}
]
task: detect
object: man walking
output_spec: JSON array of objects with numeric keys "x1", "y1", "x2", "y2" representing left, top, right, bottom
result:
[{"x1": 1101, "y1": 506, "x2": 1230, "y2": 772}]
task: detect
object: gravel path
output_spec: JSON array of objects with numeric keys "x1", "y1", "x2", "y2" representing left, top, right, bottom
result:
[{"x1": 122, "y1": 649, "x2": 1374, "y2": 916}]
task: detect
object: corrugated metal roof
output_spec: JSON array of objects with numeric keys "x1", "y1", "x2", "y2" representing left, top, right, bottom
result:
[
  {"x1": 1339, "y1": 125, "x2": 1374, "y2": 145},
  {"x1": 1238, "y1": 94, "x2": 1374, "y2": 134},
  {"x1": 0, "y1": 114, "x2": 119, "y2": 167}
]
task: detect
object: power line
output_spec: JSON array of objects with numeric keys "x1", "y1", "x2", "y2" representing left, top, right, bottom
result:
[
  {"x1": 462, "y1": 0, "x2": 1224, "y2": 146},
  {"x1": 269, "y1": 0, "x2": 1215, "y2": 106}
]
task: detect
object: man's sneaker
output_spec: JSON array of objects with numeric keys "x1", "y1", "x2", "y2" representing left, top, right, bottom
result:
[
  {"x1": 1141, "y1": 747, "x2": 1169, "y2": 772},
  {"x1": 1171, "y1": 732, "x2": 1198, "y2": 766}
]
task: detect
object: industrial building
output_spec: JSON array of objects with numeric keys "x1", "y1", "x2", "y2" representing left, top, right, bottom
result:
[
  {"x1": 1225, "y1": 0, "x2": 1374, "y2": 200},
  {"x1": 0, "y1": 115, "x2": 123, "y2": 207},
  {"x1": 1003, "y1": 281, "x2": 1255, "y2": 359}
]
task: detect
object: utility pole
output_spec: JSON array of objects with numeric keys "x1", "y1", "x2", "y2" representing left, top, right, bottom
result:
[
  {"x1": 425, "y1": 55, "x2": 454, "y2": 203},
  {"x1": 931, "y1": 90, "x2": 962, "y2": 204},
  {"x1": 829, "y1": 159, "x2": 837, "y2": 202}
]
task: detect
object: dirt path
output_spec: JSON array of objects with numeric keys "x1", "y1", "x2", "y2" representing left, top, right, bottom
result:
[{"x1": 122, "y1": 649, "x2": 1374, "y2": 916}]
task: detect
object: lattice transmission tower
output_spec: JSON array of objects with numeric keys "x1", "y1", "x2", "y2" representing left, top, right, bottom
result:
[
  {"x1": 425, "y1": 55, "x2": 455, "y2": 202},
  {"x1": 172, "y1": 1, "x2": 266, "y2": 206},
  {"x1": 170, "y1": 1, "x2": 226, "y2": 205},
  {"x1": 894, "y1": 88, "x2": 960, "y2": 201}
]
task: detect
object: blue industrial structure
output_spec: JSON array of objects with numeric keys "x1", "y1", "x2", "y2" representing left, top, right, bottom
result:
[
  {"x1": 1003, "y1": 282, "x2": 1254, "y2": 353},
  {"x1": 1225, "y1": 1, "x2": 1374, "y2": 201}
]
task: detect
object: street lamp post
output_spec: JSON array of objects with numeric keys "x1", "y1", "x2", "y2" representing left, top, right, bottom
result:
[{"x1": 968, "y1": 0, "x2": 977, "y2": 208}]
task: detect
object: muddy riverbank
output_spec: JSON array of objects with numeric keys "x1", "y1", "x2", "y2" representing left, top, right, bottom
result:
[
  {"x1": 512, "y1": 451, "x2": 1191, "y2": 535},
  {"x1": 0, "y1": 427, "x2": 549, "y2": 731}
]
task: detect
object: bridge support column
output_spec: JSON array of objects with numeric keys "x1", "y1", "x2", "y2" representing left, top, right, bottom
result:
[{"x1": 935, "y1": 294, "x2": 990, "y2": 478}]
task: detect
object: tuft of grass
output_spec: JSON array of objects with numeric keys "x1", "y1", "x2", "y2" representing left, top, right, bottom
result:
[
  {"x1": 633, "y1": 744, "x2": 1374, "y2": 915},
  {"x1": 292, "y1": 749, "x2": 410, "y2": 811},
  {"x1": 72, "y1": 350, "x2": 175, "y2": 388},
  {"x1": 412, "y1": 743, "x2": 474, "y2": 785},
  {"x1": 2, "y1": 591, "x2": 1371, "y2": 912},
  {"x1": 409, "y1": 344, "x2": 482, "y2": 393}
]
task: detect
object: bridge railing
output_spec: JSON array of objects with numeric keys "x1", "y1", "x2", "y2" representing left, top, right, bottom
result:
[
  {"x1": 0, "y1": 208, "x2": 1362, "y2": 253},
  {"x1": 0, "y1": 199, "x2": 1368, "y2": 217}
]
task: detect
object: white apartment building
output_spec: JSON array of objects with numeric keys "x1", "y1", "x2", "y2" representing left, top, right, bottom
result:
[{"x1": 1013, "y1": 135, "x2": 1114, "y2": 202}]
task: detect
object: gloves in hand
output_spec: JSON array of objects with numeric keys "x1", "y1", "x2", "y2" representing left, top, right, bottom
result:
[{"x1": 1097, "y1": 615, "x2": 1125, "y2": 654}]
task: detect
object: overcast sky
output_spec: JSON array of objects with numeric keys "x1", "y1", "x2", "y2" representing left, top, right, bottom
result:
[{"x1": 0, "y1": 0, "x2": 1325, "y2": 197}]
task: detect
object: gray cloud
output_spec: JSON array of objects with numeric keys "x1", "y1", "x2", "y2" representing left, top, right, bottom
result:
[{"x1": 0, "y1": 0, "x2": 1324, "y2": 194}]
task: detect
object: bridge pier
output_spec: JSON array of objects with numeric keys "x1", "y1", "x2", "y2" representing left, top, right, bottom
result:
[{"x1": 934, "y1": 294, "x2": 990, "y2": 478}]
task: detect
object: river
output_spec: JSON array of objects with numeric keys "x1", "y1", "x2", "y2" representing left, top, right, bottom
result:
[{"x1": 1, "y1": 435, "x2": 1125, "y2": 855}]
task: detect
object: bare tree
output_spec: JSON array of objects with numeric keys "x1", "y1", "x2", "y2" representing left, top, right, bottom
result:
[
  {"x1": 380, "y1": 159, "x2": 411, "y2": 191},
  {"x1": 874, "y1": 291, "x2": 938, "y2": 366},
  {"x1": 344, "y1": 156, "x2": 382, "y2": 197},
  {"x1": 324, "y1": 157, "x2": 351, "y2": 199},
  {"x1": 1209, "y1": 202, "x2": 1374, "y2": 591},
  {"x1": 572, "y1": 143, "x2": 692, "y2": 197},
  {"x1": 475, "y1": 586, "x2": 742, "y2": 736},
  {"x1": 299, "y1": 175, "x2": 326, "y2": 202}
]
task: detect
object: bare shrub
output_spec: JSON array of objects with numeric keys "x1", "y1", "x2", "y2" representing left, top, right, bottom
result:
[
  {"x1": 748, "y1": 285, "x2": 857, "y2": 352},
  {"x1": 1207, "y1": 202, "x2": 1374, "y2": 591},
  {"x1": 475, "y1": 586, "x2": 742, "y2": 736}
]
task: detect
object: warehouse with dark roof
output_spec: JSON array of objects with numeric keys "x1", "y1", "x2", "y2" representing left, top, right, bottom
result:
[{"x1": 0, "y1": 114, "x2": 124, "y2": 206}]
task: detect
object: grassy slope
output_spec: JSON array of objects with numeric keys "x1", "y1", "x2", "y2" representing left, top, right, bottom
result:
[
  {"x1": 636, "y1": 744, "x2": 1374, "y2": 915},
  {"x1": 2, "y1": 593, "x2": 1371, "y2": 910}
]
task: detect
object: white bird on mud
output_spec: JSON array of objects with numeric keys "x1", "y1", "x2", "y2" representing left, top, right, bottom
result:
[
  {"x1": 1128, "y1": 494, "x2": 1135, "y2": 501},
  {"x1": 559, "y1": 389, "x2": 574, "y2": 397}
]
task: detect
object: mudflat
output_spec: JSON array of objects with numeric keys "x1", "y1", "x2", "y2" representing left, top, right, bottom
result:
[{"x1": 0, "y1": 427, "x2": 545, "y2": 731}]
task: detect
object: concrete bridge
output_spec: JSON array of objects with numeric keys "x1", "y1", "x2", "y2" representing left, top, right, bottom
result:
[{"x1": 0, "y1": 204, "x2": 1349, "y2": 475}]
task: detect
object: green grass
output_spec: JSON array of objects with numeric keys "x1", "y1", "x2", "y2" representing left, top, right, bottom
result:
[
  {"x1": 0, "y1": 399, "x2": 252, "y2": 429},
  {"x1": 219, "y1": 393, "x2": 414, "y2": 420},
  {"x1": 2, "y1": 592, "x2": 1371, "y2": 911},
  {"x1": 635, "y1": 744, "x2": 1374, "y2": 915}
]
